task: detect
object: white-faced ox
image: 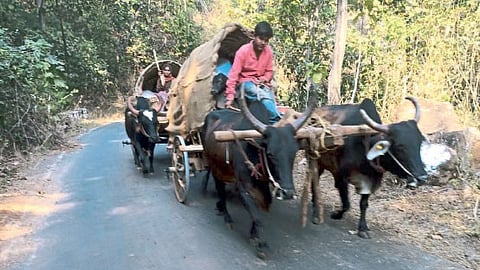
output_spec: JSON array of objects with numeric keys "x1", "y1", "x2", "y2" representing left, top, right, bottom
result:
[
  {"x1": 125, "y1": 96, "x2": 160, "y2": 175},
  {"x1": 201, "y1": 88, "x2": 316, "y2": 258},
  {"x1": 311, "y1": 97, "x2": 428, "y2": 238}
]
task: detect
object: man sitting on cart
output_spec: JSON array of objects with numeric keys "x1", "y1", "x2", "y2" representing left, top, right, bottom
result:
[{"x1": 224, "y1": 21, "x2": 282, "y2": 124}]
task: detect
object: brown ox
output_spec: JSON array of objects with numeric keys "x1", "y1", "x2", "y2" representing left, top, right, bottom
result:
[{"x1": 200, "y1": 87, "x2": 316, "y2": 258}]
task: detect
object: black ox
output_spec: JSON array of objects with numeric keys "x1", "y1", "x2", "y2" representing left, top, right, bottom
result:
[
  {"x1": 311, "y1": 97, "x2": 428, "y2": 238},
  {"x1": 201, "y1": 87, "x2": 316, "y2": 258},
  {"x1": 125, "y1": 96, "x2": 160, "y2": 174}
]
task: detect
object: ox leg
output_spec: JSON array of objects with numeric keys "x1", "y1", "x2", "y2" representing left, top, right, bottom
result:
[
  {"x1": 357, "y1": 194, "x2": 371, "y2": 239},
  {"x1": 135, "y1": 140, "x2": 149, "y2": 174},
  {"x1": 140, "y1": 149, "x2": 149, "y2": 174},
  {"x1": 331, "y1": 176, "x2": 350, "y2": 220},
  {"x1": 237, "y1": 185, "x2": 268, "y2": 259},
  {"x1": 131, "y1": 145, "x2": 140, "y2": 167},
  {"x1": 133, "y1": 141, "x2": 145, "y2": 171},
  {"x1": 214, "y1": 179, "x2": 233, "y2": 227},
  {"x1": 148, "y1": 144, "x2": 155, "y2": 174}
]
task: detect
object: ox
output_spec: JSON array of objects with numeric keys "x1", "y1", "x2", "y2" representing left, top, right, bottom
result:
[
  {"x1": 125, "y1": 96, "x2": 160, "y2": 174},
  {"x1": 311, "y1": 97, "x2": 428, "y2": 238},
  {"x1": 201, "y1": 87, "x2": 316, "y2": 258}
]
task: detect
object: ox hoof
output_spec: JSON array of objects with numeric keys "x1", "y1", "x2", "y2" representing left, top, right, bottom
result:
[
  {"x1": 330, "y1": 211, "x2": 344, "y2": 220},
  {"x1": 215, "y1": 203, "x2": 225, "y2": 216},
  {"x1": 312, "y1": 216, "x2": 320, "y2": 225},
  {"x1": 256, "y1": 250, "x2": 267, "y2": 260},
  {"x1": 225, "y1": 222, "x2": 233, "y2": 230},
  {"x1": 407, "y1": 180, "x2": 418, "y2": 189},
  {"x1": 250, "y1": 238, "x2": 268, "y2": 260},
  {"x1": 357, "y1": 230, "x2": 371, "y2": 239}
]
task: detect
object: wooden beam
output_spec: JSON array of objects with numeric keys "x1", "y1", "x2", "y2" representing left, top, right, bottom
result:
[{"x1": 213, "y1": 124, "x2": 378, "y2": 142}]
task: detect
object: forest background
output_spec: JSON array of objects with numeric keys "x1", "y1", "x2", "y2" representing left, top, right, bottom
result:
[{"x1": 1, "y1": 0, "x2": 479, "y2": 165}]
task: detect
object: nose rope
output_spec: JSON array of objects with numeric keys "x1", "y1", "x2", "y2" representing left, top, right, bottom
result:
[
  {"x1": 260, "y1": 148, "x2": 285, "y2": 193},
  {"x1": 387, "y1": 150, "x2": 415, "y2": 178},
  {"x1": 363, "y1": 136, "x2": 415, "y2": 178}
]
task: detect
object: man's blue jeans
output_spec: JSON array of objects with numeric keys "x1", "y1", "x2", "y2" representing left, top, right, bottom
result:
[{"x1": 242, "y1": 81, "x2": 281, "y2": 124}]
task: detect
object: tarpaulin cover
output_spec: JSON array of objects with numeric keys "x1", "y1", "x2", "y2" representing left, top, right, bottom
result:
[{"x1": 166, "y1": 23, "x2": 253, "y2": 136}]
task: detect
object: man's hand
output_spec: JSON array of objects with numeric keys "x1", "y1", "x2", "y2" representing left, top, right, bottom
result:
[{"x1": 255, "y1": 77, "x2": 268, "y2": 85}]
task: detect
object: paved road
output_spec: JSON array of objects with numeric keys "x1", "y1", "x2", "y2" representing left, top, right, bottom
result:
[{"x1": 6, "y1": 122, "x2": 465, "y2": 270}]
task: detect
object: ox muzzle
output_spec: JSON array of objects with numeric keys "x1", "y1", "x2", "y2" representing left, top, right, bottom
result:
[
  {"x1": 275, "y1": 188, "x2": 295, "y2": 200},
  {"x1": 406, "y1": 175, "x2": 428, "y2": 189}
]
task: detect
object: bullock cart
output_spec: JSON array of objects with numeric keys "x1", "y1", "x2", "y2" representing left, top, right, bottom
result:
[
  {"x1": 123, "y1": 60, "x2": 181, "y2": 175},
  {"x1": 164, "y1": 23, "x2": 381, "y2": 207},
  {"x1": 133, "y1": 59, "x2": 182, "y2": 143}
]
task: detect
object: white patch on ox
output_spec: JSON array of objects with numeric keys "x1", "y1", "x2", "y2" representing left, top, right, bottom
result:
[
  {"x1": 349, "y1": 172, "x2": 373, "y2": 194},
  {"x1": 143, "y1": 110, "x2": 154, "y2": 121},
  {"x1": 421, "y1": 141, "x2": 453, "y2": 175}
]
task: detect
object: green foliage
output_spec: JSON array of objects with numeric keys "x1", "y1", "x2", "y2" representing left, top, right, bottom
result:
[
  {"x1": 0, "y1": 0, "x2": 204, "y2": 153},
  {"x1": 0, "y1": 28, "x2": 68, "y2": 153},
  {"x1": 347, "y1": 0, "x2": 480, "y2": 122}
]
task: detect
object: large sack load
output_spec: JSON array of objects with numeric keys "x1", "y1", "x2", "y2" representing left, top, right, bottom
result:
[{"x1": 166, "y1": 23, "x2": 253, "y2": 136}]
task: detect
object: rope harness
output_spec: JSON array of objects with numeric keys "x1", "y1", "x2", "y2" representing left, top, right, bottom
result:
[
  {"x1": 363, "y1": 135, "x2": 416, "y2": 177},
  {"x1": 227, "y1": 130, "x2": 285, "y2": 193},
  {"x1": 387, "y1": 150, "x2": 416, "y2": 178},
  {"x1": 302, "y1": 114, "x2": 340, "y2": 159}
]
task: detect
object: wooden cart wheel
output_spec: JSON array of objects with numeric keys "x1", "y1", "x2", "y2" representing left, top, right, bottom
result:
[{"x1": 170, "y1": 135, "x2": 190, "y2": 203}]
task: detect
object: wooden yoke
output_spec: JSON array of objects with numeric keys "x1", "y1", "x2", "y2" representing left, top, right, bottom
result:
[{"x1": 213, "y1": 124, "x2": 378, "y2": 150}]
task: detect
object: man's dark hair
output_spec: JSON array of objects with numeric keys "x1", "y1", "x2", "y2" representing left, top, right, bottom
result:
[
  {"x1": 162, "y1": 63, "x2": 172, "y2": 71},
  {"x1": 254, "y1": 21, "x2": 273, "y2": 38}
]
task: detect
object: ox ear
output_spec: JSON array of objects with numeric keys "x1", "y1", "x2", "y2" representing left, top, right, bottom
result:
[{"x1": 366, "y1": 140, "x2": 391, "y2": 160}]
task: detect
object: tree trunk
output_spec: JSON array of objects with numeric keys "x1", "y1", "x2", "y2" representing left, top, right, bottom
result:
[
  {"x1": 37, "y1": 0, "x2": 45, "y2": 31},
  {"x1": 55, "y1": 0, "x2": 69, "y2": 75},
  {"x1": 327, "y1": 0, "x2": 348, "y2": 105}
]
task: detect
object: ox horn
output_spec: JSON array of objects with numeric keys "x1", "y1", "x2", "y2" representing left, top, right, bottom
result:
[
  {"x1": 127, "y1": 96, "x2": 140, "y2": 116},
  {"x1": 405, "y1": 96, "x2": 421, "y2": 122},
  {"x1": 291, "y1": 92, "x2": 317, "y2": 131},
  {"x1": 238, "y1": 84, "x2": 268, "y2": 133},
  {"x1": 360, "y1": 109, "x2": 390, "y2": 134}
]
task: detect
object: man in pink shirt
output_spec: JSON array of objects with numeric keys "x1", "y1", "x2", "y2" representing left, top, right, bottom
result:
[{"x1": 225, "y1": 21, "x2": 282, "y2": 124}]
